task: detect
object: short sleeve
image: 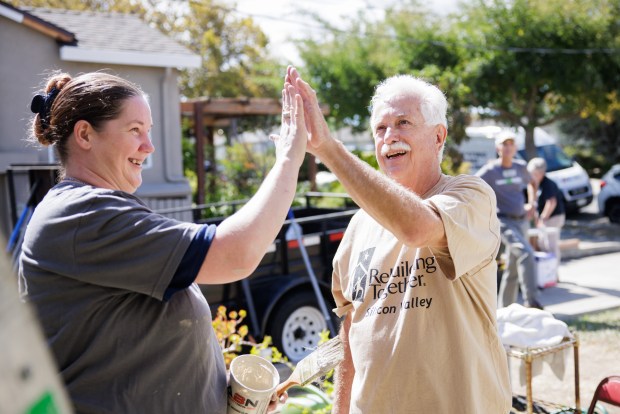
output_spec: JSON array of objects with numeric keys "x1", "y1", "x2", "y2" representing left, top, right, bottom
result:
[
  {"x1": 425, "y1": 176, "x2": 501, "y2": 280},
  {"x1": 66, "y1": 192, "x2": 202, "y2": 300},
  {"x1": 330, "y1": 212, "x2": 362, "y2": 318},
  {"x1": 164, "y1": 224, "x2": 216, "y2": 301}
]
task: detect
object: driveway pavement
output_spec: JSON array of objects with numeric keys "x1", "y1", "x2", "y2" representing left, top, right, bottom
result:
[{"x1": 542, "y1": 251, "x2": 620, "y2": 320}]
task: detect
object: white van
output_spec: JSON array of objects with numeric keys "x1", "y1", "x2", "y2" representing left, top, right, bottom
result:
[{"x1": 458, "y1": 125, "x2": 593, "y2": 212}]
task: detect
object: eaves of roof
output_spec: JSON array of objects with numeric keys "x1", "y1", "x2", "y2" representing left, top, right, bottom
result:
[
  {"x1": 0, "y1": 1, "x2": 75, "y2": 43},
  {"x1": 0, "y1": 1, "x2": 200, "y2": 69}
]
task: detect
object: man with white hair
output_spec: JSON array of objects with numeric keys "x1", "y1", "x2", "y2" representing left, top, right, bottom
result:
[
  {"x1": 476, "y1": 130, "x2": 541, "y2": 310},
  {"x1": 284, "y1": 67, "x2": 511, "y2": 413}
]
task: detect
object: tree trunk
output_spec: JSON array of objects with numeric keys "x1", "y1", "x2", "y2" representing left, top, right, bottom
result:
[{"x1": 524, "y1": 126, "x2": 537, "y2": 161}]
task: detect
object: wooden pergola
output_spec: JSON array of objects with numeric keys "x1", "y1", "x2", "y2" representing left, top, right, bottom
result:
[{"x1": 180, "y1": 97, "x2": 329, "y2": 204}]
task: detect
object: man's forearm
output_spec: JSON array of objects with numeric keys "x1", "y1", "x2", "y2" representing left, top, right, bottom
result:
[{"x1": 316, "y1": 139, "x2": 444, "y2": 248}]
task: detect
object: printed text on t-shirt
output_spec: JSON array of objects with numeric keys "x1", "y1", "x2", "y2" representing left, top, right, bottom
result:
[{"x1": 349, "y1": 248, "x2": 436, "y2": 317}]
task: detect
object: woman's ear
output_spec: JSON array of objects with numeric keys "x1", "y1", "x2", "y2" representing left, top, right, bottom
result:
[{"x1": 73, "y1": 120, "x2": 93, "y2": 150}]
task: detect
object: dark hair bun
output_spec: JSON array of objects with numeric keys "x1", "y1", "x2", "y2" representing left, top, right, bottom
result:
[{"x1": 31, "y1": 73, "x2": 72, "y2": 146}]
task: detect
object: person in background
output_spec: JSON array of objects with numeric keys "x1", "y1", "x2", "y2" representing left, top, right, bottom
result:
[
  {"x1": 528, "y1": 156, "x2": 566, "y2": 268},
  {"x1": 476, "y1": 131, "x2": 542, "y2": 309},
  {"x1": 19, "y1": 71, "x2": 304, "y2": 413},
  {"x1": 285, "y1": 66, "x2": 511, "y2": 413}
]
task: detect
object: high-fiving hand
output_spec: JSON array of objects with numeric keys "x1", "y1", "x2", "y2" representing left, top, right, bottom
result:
[
  {"x1": 284, "y1": 66, "x2": 334, "y2": 157},
  {"x1": 270, "y1": 76, "x2": 308, "y2": 168}
]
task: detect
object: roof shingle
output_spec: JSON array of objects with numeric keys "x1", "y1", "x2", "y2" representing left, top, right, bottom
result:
[{"x1": 25, "y1": 7, "x2": 194, "y2": 57}]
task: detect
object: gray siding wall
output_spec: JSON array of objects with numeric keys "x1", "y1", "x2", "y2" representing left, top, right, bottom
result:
[{"x1": 0, "y1": 18, "x2": 194, "y2": 242}]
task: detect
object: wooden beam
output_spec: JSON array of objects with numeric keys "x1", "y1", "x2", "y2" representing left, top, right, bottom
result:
[
  {"x1": 180, "y1": 97, "x2": 329, "y2": 119},
  {"x1": 206, "y1": 126, "x2": 216, "y2": 197},
  {"x1": 193, "y1": 101, "x2": 205, "y2": 205},
  {"x1": 181, "y1": 98, "x2": 282, "y2": 116},
  {"x1": 182, "y1": 97, "x2": 330, "y2": 200}
]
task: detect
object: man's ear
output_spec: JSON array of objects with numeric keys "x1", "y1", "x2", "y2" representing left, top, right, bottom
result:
[
  {"x1": 73, "y1": 120, "x2": 93, "y2": 150},
  {"x1": 435, "y1": 124, "x2": 447, "y2": 149}
]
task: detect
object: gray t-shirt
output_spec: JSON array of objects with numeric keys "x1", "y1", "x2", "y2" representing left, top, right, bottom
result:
[
  {"x1": 476, "y1": 159, "x2": 531, "y2": 217},
  {"x1": 19, "y1": 182, "x2": 226, "y2": 414}
]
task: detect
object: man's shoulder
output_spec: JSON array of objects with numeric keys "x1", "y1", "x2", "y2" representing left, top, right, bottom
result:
[
  {"x1": 349, "y1": 208, "x2": 375, "y2": 227},
  {"x1": 474, "y1": 159, "x2": 501, "y2": 176},
  {"x1": 442, "y1": 174, "x2": 494, "y2": 195}
]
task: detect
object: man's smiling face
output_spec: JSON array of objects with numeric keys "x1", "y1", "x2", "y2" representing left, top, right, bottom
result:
[{"x1": 371, "y1": 94, "x2": 442, "y2": 192}]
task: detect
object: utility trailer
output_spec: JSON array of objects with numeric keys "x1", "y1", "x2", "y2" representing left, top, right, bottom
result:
[{"x1": 171, "y1": 193, "x2": 358, "y2": 362}]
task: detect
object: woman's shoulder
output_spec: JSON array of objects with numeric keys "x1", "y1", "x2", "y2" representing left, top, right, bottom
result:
[{"x1": 38, "y1": 183, "x2": 147, "y2": 219}]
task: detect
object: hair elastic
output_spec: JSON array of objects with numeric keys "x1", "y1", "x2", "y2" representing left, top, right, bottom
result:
[{"x1": 30, "y1": 87, "x2": 60, "y2": 130}]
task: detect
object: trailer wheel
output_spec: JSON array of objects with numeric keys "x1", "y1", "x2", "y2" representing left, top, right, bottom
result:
[{"x1": 269, "y1": 291, "x2": 329, "y2": 363}]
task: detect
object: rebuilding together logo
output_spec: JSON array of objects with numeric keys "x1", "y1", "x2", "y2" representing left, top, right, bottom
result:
[{"x1": 349, "y1": 247, "x2": 436, "y2": 314}]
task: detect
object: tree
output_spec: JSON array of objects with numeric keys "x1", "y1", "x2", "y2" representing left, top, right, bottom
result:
[
  {"x1": 7, "y1": 0, "x2": 145, "y2": 14},
  {"x1": 297, "y1": 11, "x2": 392, "y2": 132},
  {"x1": 12, "y1": 0, "x2": 284, "y2": 100},
  {"x1": 144, "y1": 0, "x2": 283, "y2": 99},
  {"x1": 297, "y1": 1, "x2": 472, "y2": 175},
  {"x1": 297, "y1": 0, "x2": 620, "y2": 163},
  {"x1": 458, "y1": 0, "x2": 620, "y2": 160},
  {"x1": 297, "y1": 2, "x2": 469, "y2": 137},
  {"x1": 559, "y1": 95, "x2": 620, "y2": 173}
]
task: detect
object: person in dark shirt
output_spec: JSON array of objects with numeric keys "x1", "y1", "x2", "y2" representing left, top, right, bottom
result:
[
  {"x1": 528, "y1": 157, "x2": 565, "y2": 271},
  {"x1": 21, "y1": 71, "x2": 301, "y2": 413}
]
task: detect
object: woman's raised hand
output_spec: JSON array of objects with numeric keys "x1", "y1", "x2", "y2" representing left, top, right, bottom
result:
[{"x1": 270, "y1": 79, "x2": 307, "y2": 168}]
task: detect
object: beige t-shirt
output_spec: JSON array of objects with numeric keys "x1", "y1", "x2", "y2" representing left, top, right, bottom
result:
[{"x1": 332, "y1": 174, "x2": 511, "y2": 413}]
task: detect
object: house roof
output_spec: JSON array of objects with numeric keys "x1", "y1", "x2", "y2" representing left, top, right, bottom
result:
[
  {"x1": 0, "y1": 2, "x2": 201, "y2": 69},
  {"x1": 0, "y1": 1, "x2": 75, "y2": 43}
]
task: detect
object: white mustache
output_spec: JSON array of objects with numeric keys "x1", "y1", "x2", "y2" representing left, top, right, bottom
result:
[{"x1": 381, "y1": 141, "x2": 411, "y2": 157}]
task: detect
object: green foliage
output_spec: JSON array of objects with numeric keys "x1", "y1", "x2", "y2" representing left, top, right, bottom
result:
[
  {"x1": 461, "y1": 0, "x2": 618, "y2": 118},
  {"x1": 16, "y1": 0, "x2": 620, "y2": 187},
  {"x1": 219, "y1": 142, "x2": 275, "y2": 199},
  {"x1": 441, "y1": 147, "x2": 473, "y2": 176},
  {"x1": 314, "y1": 149, "x2": 375, "y2": 199},
  {"x1": 199, "y1": 141, "x2": 313, "y2": 206},
  {"x1": 146, "y1": 0, "x2": 284, "y2": 99},
  {"x1": 458, "y1": 0, "x2": 620, "y2": 158},
  {"x1": 350, "y1": 149, "x2": 379, "y2": 170},
  {"x1": 212, "y1": 305, "x2": 286, "y2": 369},
  {"x1": 297, "y1": 1, "x2": 467, "y2": 136},
  {"x1": 8, "y1": 0, "x2": 143, "y2": 12},
  {"x1": 298, "y1": 0, "x2": 620, "y2": 162},
  {"x1": 559, "y1": 95, "x2": 620, "y2": 174},
  {"x1": 563, "y1": 144, "x2": 609, "y2": 179}
]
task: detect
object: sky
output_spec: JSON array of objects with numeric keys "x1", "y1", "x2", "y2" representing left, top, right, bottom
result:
[{"x1": 231, "y1": 0, "x2": 463, "y2": 64}]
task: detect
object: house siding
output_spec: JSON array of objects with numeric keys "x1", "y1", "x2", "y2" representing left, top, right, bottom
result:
[{"x1": 0, "y1": 9, "x2": 197, "y2": 243}]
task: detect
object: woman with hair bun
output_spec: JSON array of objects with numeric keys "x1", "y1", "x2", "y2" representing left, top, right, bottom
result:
[{"x1": 20, "y1": 71, "x2": 305, "y2": 413}]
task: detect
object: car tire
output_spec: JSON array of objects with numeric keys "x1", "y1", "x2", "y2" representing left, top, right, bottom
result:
[
  {"x1": 607, "y1": 201, "x2": 620, "y2": 224},
  {"x1": 268, "y1": 291, "x2": 331, "y2": 363}
]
